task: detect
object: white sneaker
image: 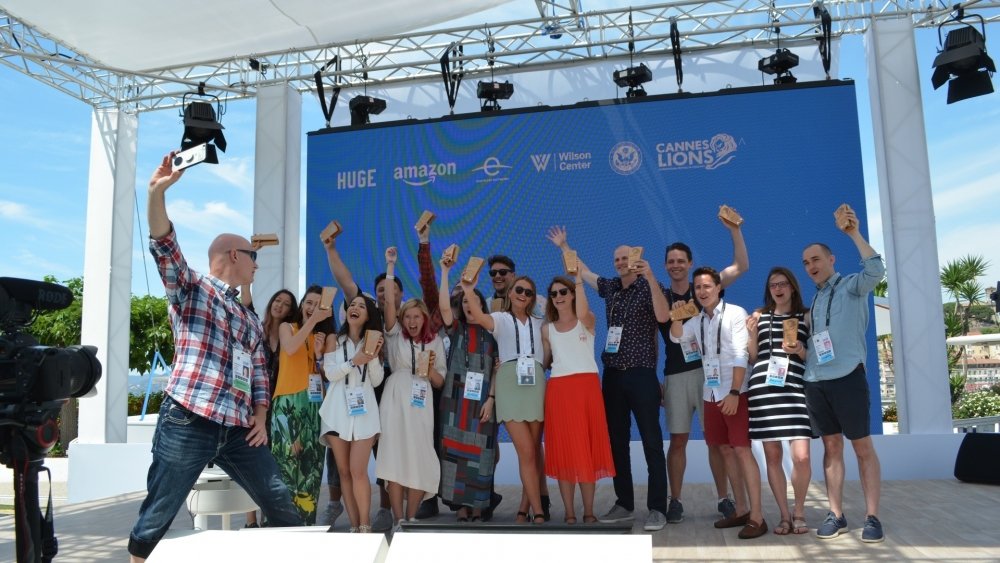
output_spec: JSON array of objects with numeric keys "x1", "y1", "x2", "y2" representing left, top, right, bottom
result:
[{"x1": 643, "y1": 510, "x2": 667, "y2": 531}]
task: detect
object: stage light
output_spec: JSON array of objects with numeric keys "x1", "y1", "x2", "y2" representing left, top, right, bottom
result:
[
  {"x1": 349, "y1": 95, "x2": 386, "y2": 125},
  {"x1": 613, "y1": 64, "x2": 653, "y2": 98},
  {"x1": 670, "y1": 17, "x2": 683, "y2": 92},
  {"x1": 180, "y1": 89, "x2": 226, "y2": 164},
  {"x1": 477, "y1": 80, "x2": 514, "y2": 112},
  {"x1": 758, "y1": 48, "x2": 799, "y2": 84},
  {"x1": 931, "y1": 16, "x2": 995, "y2": 104}
]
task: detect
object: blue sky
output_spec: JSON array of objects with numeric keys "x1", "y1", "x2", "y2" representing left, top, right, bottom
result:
[{"x1": 1, "y1": 3, "x2": 998, "y2": 303}]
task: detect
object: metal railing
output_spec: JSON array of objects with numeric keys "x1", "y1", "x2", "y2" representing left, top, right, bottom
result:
[{"x1": 953, "y1": 416, "x2": 1000, "y2": 433}]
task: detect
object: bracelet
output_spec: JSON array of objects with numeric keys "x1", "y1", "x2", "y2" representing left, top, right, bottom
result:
[{"x1": 386, "y1": 274, "x2": 395, "y2": 280}]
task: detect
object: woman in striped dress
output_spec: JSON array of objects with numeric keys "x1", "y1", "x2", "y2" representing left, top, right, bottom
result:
[{"x1": 746, "y1": 266, "x2": 812, "y2": 536}]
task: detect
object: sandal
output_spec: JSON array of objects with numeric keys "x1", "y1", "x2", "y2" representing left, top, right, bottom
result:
[
  {"x1": 582, "y1": 514, "x2": 598, "y2": 524},
  {"x1": 533, "y1": 514, "x2": 546, "y2": 525},
  {"x1": 565, "y1": 516, "x2": 577, "y2": 525},
  {"x1": 792, "y1": 516, "x2": 808, "y2": 534},
  {"x1": 774, "y1": 519, "x2": 792, "y2": 536},
  {"x1": 515, "y1": 511, "x2": 529, "y2": 523},
  {"x1": 470, "y1": 516, "x2": 482, "y2": 522},
  {"x1": 738, "y1": 518, "x2": 768, "y2": 539}
]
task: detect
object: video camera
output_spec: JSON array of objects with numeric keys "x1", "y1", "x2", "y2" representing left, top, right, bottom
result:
[{"x1": 0, "y1": 277, "x2": 102, "y2": 461}]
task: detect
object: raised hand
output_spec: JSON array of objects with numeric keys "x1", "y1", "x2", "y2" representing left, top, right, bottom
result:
[{"x1": 546, "y1": 225, "x2": 568, "y2": 249}]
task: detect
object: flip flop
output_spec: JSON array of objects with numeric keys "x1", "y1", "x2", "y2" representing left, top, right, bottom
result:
[
  {"x1": 515, "y1": 511, "x2": 529, "y2": 523},
  {"x1": 792, "y1": 516, "x2": 808, "y2": 534},
  {"x1": 774, "y1": 519, "x2": 792, "y2": 535}
]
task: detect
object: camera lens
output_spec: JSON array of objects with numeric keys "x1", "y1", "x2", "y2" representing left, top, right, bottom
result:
[{"x1": 173, "y1": 156, "x2": 183, "y2": 167}]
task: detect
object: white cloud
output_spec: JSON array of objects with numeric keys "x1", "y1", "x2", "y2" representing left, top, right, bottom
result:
[
  {"x1": 206, "y1": 157, "x2": 254, "y2": 191},
  {"x1": 0, "y1": 199, "x2": 55, "y2": 230},
  {"x1": 5, "y1": 248, "x2": 78, "y2": 280},
  {"x1": 932, "y1": 170, "x2": 1000, "y2": 218},
  {"x1": 166, "y1": 199, "x2": 252, "y2": 236}
]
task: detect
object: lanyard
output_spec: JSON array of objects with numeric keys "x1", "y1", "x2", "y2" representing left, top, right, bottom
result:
[
  {"x1": 342, "y1": 337, "x2": 368, "y2": 383},
  {"x1": 223, "y1": 292, "x2": 252, "y2": 351},
  {"x1": 409, "y1": 337, "x2": 426, "y2": 373},
  {"x1": 510, "y1": 312, "x2": 535, "y2": 357},
  {"x1": 699, "y1": 302, "x2": 727, "y2": 357},
  {"x1": 667, "y1": 285, "x2": 693, "y2": 308},
  {"x1": 810, "y1": 276, "x2": 843, "y2": 330},
  {"x1": 608, "y1": 279, "x2": 639, "y2": 325}
]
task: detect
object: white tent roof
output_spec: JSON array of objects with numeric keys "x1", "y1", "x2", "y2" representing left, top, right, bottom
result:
[{"x1": 1, "y1": 0, "x2": 511, "y2": 71}]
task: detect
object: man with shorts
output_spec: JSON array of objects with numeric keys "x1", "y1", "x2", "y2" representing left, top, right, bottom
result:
[{"x1": 801, "y1": 206, "x2": 886, "y2": 543}]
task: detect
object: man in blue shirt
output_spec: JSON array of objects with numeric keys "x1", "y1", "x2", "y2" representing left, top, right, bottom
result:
[{"x1": 801, "y1": 205, "x2": 886, "y2": 544}]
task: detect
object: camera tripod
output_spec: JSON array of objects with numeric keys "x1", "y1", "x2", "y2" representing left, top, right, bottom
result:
[{"x1": 1, "y1": 424, "x2": 58, "y2": 563}]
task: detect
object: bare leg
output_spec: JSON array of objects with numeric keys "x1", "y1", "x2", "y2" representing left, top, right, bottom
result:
[
  {"x1": 734, "y1": 445, "x2": 763, "y2": 523},
  {"x1": 821, "y1": 434, "x2": 845, "y2": 517},
  {"x1": 405, "y1": 488, "x2": 425, "y2": 520},
  {"x1": 580, "y1": 482, "x2": 597, "y2": 519},
  {"x1": 851, "y1": 436, "x2": 881, "y2": 517},
  {"x1": 558, "y1": 480, "x2": 576, "y2": 521},
  {"x1": 507, "y1": 421, "x2": 543, "y2": 518},
  {"x1": 762, "y1": 441, "x2": 790, "y2": 522},
  {"x1": 387, "y1": 481, "x2": 405, "y2": 522},
  {"x1": 667, "y1": 433, "x2": 689, "y2": 500},
  {"x1": 350, "y1": 437, "x2": 376, "y2": 526},
  {"x1": 719, "y1": 444, "x2": 748, "y2": 515},
  {"x1": 708, "y1": 444, "x2": 729, "y2": 499},
  {"x1": 789, "y1": 439, "x2": 811, "y2": 519},
  {"x1": 327, "y1": 436, "x2": 359, "y2": 528}
]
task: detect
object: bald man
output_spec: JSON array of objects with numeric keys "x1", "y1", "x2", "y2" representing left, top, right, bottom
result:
[{"x1": 128, "y1": 152, "x2": 301, "y2": 562}]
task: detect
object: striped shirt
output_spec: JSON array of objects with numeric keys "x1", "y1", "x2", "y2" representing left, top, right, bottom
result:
[{"x1": 151, "y1": 228, "x2": 268, "y2": 427}]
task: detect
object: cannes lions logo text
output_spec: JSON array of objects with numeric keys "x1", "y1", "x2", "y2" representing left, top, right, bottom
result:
[
  {"x1": 393, "y1": 161, "x2": 457, "y2": 186},
  {"x1": 609, "y1": 142, "x2": 642, "y2": 175},
  {"x1": 656, "y1": 133, "x2": 739, "y2": 171}
]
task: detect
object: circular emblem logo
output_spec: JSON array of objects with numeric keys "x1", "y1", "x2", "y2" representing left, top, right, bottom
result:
[{"x1": 609, "y1": 141, "x2": 642, "y2": 175}]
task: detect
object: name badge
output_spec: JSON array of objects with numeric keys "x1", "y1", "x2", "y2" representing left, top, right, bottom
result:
[
  {"x1": 605, "y1": 326, "x2": 623, "y2": 353},
  {"x1": 464, "y1": 371, "x2": 485, "y2": 401},
  {"x1": 703, "y1": 358, "x2": 721, "y2": 388},
  {"x1": 812, "y1": 330, "x2": 835, "y2": 365},
  {"x1": 308, "y1": 373, "x2": 324, "y2": 402},
  {"x1": 411, "y1": 379, "x2": 429, "y2": 408},
  {"x1": 681, "y1": 337, "x2": 701, "y2": 363},
  {"x1": 232, "y1": 347, "x2": 252, "y2": 394},
  {"x1": 346, "y1": 387, "x2": 367, "y2": 416},
  {"x1": 517, "y1": 357, "x2": 536, "y2": 386},
  {"x1": 766, "y1": 355, "x2": 790, "y2": 387}
]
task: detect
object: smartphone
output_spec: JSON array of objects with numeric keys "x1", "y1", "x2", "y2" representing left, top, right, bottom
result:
[{"x1": 172, "y1": 143, "x2": 208, "y2": 172}]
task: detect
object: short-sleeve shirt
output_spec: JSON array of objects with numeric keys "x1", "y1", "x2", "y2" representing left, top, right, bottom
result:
[
  {"x1": 597, "y1": 275, "x2": 668, "y2": 370},
  {"x1": 489, "y1": 311, "x2": 544, "y2": 363}
]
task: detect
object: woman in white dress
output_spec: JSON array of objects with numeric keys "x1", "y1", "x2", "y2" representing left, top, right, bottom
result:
[
  {"x1": 376, "y1": 246, "x2": 446, "y2": 523},
  {"x1": 320, "y1": 293, "x2": 384, "y2": 533}
]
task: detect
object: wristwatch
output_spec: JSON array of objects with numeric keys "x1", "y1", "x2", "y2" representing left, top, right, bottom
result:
[{"x1": 728, "y1": 389, "x2": 740, "y2": 397}]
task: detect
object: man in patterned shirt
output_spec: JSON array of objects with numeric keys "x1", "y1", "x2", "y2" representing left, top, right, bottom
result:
[{"x1": 128, "y1": 152, "x2": 301, "y2": 562}]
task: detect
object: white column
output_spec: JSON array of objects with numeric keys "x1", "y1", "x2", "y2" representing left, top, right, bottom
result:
[
  {"x1": 78, "y1": 109, "x2": 136, "y2": 443},
  {"x1": 253, "y1": 84, "x2": 302, "y2": 303},
  {"x1": 866, "y1": 17, "x2": 951, "y2": 434}
]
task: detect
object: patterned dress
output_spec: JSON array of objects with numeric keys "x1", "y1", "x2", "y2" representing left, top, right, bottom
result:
[
  {"x1": 439, "y1": 322, "x2": 498, "y2": 510},
  {"x1": 747, "y1": 312, "x2": 813, "y2": 441}
]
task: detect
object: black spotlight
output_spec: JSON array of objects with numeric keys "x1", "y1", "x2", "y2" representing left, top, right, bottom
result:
[
  {"x1": 180, "y1": 90, "x2": 226, "y2": 164},
  {"x1": 758, "y1": 48, "x2": 800, "y2": 84},
  {"x1": 613, "y1": 64, "x2": 653, "y2": 98},
  {"x1": 349, "y1": 95, "x2": 386, "y2": 125},
  {"x1": 477, "y1": 80, "x2": 514, "y2": 112},
  {"x1": 931, "y1": 15, "x2": 995, "y2": 104}
]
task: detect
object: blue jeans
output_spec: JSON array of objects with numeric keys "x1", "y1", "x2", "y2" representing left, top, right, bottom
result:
[{"x1": 128, "y1": 396, "x2": 302, "y2": 558}]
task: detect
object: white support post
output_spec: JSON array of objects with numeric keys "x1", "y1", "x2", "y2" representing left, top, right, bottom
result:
[
  {"x1": 253, "y1": 84, "x2": 302, "y2": 303},
  {"x1": 866, "y1": 17, "x2": 952, "y2": 434},
  {"x1": 78, "y1": 109, "x2": 136, "y2": 443}
]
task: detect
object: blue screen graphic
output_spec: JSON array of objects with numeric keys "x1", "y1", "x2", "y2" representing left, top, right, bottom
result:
[{"x1": 306, "y1": 81, "x2": 880, "y2": 439}]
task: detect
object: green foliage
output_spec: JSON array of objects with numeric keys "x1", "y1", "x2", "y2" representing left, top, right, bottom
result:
[
  {"x1": 949, "y1": 372, "x2": 968, "y2": 405},
  {"x1": 952, "y1": 391, "x2": 1000, "y2": 419},
  {"x1": 882, "y1": 402, "x2": 898, "y2": 422},
  {"x1": 874, "y1": 278, "x2": 888, "y2": 298},
  {"x1": 28, "y1": 276, "x2": 84, "y2": 346},
  {"x1": 128, "y1": 391, "x2": 165, "y2": 416}
]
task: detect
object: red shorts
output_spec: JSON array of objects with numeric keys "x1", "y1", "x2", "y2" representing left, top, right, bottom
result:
[{"x1": 703, "y1": 394, "x2": 750, "y2": 447}]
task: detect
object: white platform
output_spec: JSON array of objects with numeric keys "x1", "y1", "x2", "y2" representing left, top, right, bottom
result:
[
  {"x1": 386, "y1": 533, "x2": 651, "y2": 563},
  {"x1": 147, "y1": 529, "x2": 389, "y2": 561}
]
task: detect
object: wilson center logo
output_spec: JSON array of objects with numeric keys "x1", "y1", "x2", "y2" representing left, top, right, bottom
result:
[
  {"x1": 531, "y1": 152, "x2": 592, "y2": 172},
  {"x1": 655, "y1": 133, "x2": 739, "y2": 171}
]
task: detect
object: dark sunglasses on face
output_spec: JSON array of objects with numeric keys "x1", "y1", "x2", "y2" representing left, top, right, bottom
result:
[
  {"x1": 489, "y1": 268, "x2": 512, "y2": 278},
  {"x1": 513, "y1": 286, "x2": 534, "y2": 297},
  {"x1": 549, "y1": 288, "x2": 573, "y2": 298},
  {"x1": 236, "y1": 249, "x2": 258, "y2": 262}
]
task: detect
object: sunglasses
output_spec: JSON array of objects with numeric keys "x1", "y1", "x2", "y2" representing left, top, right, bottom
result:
[
  {"x1": 489, "y1": 268, "x2": 512, "y2": 278},
  {"x1": 549, "y1": 288, "x2": 573, "y2": 298},
  {"x1": 512, "y1": 286, "x2": 535, "y2": 297},
  {"x1": 768, "y1": 280, "x2": 790, "y2": 290},
  {"x1": 236, "y1": 249, "x2": 258, "y2": 262}
]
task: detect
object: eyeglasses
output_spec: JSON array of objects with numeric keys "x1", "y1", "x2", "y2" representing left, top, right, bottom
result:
[
  {"x1": 768, "y1": 280, "x2": 790, "y2": 290},
  {"x1": 549, "y1": 288, "x2": 573, "y2": 298},
  {"x1": 513, "y1": 286, "x2": 535, "y2": 297},
  {"x1": 236, "y1": 249, "x2": 258, "y2": 262},
  {"x1": 489, "y1": 268, "x2": 512, "y2": 278}
]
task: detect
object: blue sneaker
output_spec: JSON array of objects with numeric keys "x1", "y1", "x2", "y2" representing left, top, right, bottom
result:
[
  {"x1": 816, "y1": 511, "x2": 848, "y2": 539},
  {"x1": 717, "y1": 498, "x2": 736, "y2": 520},
  {"x1": 861, "y1": 515, "x2": 885, "y2": 543}
]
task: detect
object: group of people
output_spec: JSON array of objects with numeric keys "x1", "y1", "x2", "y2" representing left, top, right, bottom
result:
[{"x1": 127, "y1": 150, "x2": 887, "y2": 562}]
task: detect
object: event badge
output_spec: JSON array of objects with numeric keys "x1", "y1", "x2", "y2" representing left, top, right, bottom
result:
[
  {"x1": 516, "y1": 357, "x2": 536, "y2": 386},
  {"x1": 308, "y1": 373, "x2": 324, "y2": 403},
  {"x1": 766, "y1": 355, "x2": 790, "y2": 387},
  {"x1": 232, "y1": 347, "x2": 252, "y2": 394},
  {"x1": 703, "y1": 358, "x2": 721, "y2": 388},
  {"x1": 681, "y1": 337, "x2": 701, "y2": 363},
  {"x1": 347, "y1": 387, "x2": 367, "y2": 416},
  {"x1": 812, "y1": 330, "x2": 835, "y2": 365},
  {"x1": 605, "y1": 326, "x2": 623, "y2": 354},
  {"x1": 411, "y1": 379, "x2": 429, "y2": 408},
  {"x1": 464, "y1": 371, "x2": 485, "y2": 401}
]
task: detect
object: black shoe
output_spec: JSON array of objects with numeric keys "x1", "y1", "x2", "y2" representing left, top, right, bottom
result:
[
  {"x1": 541, "y1": 495, "x2": 551, "y2": 522},
  {"x1": 414, "y1": 497, "x2": 440, "y2": 519},
  {"x1": 482, "y1": 492, "x2": 502, "y2": 522}
]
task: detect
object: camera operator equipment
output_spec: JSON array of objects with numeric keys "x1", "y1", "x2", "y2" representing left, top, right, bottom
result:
[{"x1": 0, "y1": 277, "x2": 102, "y2": 563}]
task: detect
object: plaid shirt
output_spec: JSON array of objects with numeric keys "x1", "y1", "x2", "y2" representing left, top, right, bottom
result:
[{"x1": 151, "y1": 228, "x2": 268, "y2": 427}]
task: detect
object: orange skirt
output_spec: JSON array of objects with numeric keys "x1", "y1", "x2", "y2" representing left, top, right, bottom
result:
[{"x1": 543, "y1": 373, "x2": 616, "y2": 483}]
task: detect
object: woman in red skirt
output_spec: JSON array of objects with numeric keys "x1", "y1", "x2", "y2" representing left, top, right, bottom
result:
[{"x1": 540, "y1": 270, "x2": 616, "y2": 524}]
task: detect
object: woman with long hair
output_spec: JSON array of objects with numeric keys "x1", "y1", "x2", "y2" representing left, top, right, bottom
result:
[
  {"x1": 540, "y1": 272, "x2": 615, "y2": 524},
  {"x1": 376, "y1": 247, "x2": 446, "y2": 524},
  {"x1": 745, "y1": 266, "x2": 813, "y2": 535},
  {"x1": 461, "y1": 272, "x2": 547, "y2": 524},
  {"x1": 271, "y1": 285, "x2": 333, "y2": 525},
  {"x1": 320, "y1": 294, "x2": 384, "y2": 532},
  {"x1": 437, "y1": 257, "x2": 499, "y2": 522}
]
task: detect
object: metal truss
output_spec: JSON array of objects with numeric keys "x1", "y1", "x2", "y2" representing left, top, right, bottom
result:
[{"x1": 1, "y1": 0, "x2": 998, "y2": 112}]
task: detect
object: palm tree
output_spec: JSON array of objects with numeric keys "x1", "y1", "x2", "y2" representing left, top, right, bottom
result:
[{"x1": 940, "y1": 254, "x2": 991, "y2": 319}]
